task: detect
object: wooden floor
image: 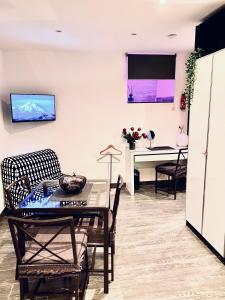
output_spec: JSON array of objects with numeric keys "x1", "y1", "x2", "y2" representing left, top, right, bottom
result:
[{"x1": 1, "y1": 185, "x2": 225, "y2": 299}]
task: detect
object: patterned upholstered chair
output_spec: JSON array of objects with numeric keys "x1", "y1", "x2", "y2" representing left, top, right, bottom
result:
[
  {"x1": 8, "y1": 216, "x2": 88, "y2": 300},
  {"x1": 77, "y1": 175, "x2": 124, "y2": 281},
  {"x1": 1, "y1": 149, "x2": 63, "y2": 210},
  {"x1": 155, "y1": 148, "x2": 188, "y2": 200}
]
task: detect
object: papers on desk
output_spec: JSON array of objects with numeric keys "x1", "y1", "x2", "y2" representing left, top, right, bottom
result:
[
  {"x1": 147, "y1": 146, "x2": 175, "y2": 151},
  {"x1": 131, "y1": 146, "x2": 187, "y2": 152}
]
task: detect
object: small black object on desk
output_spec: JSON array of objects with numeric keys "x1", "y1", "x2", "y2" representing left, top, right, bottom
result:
[{"x1": 147, "y1": 146, "x2": 175, "y2": 151}]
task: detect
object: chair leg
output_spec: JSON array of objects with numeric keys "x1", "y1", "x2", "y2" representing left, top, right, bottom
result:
[
  {"x1": 19, "y1": 279, "x2": 25, "y2": 300},
  {"x1": 168, "y1": 175, "x2": 170, "y2": 195},
  {"x1": 75, "y1": 275, "x2": 80, "y2": 300},
  {"x1": 15, "y1": 261, "x2": 18, "y2": 280},
  {"x1": 155, "y1": 170, "x2": 158, "y2": 193},
  {"x1": 85, "y1": 249, "x2": 89, "y2": 285},
  {"x1": 174, "y1": 177, "x2": 177, "y2": 200},
  {"x1": 111, "y1": 244, "x2": 114, "y2": 281}
]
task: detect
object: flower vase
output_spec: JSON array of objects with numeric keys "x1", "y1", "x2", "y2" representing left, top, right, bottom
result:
[{"x1": 129, "y1": 142, "x2": 136, "y2": 150}]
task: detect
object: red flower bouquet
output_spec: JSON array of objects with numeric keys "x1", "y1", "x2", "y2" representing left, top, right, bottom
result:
[{"x1": 122, "y1": 127, "x2": 147, "y2": 150}]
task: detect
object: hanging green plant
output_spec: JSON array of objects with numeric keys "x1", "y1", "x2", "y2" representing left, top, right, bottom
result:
[{"x1": 184, "y1": 48, "x2": 204, "y2": 108}]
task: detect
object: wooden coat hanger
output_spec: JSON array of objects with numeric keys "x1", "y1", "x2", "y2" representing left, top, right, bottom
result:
[
  {"x1": 97, "y1": 155, "x2": 120, "y2": 162},
  {"x1": 100, "y1": 144, "x2": 122, "y2": 155}
]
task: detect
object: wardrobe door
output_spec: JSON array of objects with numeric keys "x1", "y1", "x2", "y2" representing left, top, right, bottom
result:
[
  {"x1": 186, "y1": 54, "x2": 213, "y2": 233},
  {"x1": 202, "y1": 49, "x2": 225, "y2": 257}
]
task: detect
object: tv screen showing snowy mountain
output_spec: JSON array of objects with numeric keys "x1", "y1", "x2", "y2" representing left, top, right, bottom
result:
[{"x1": 11, "y1": 94, "x2": 56, "y2": 122}]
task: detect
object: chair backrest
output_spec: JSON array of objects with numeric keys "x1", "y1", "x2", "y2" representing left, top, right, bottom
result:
[
  {"x1": 5, "y1": 176, "x2": 31, "y2": 215},
  {"x1": 111, "y1": 175, "x2": 124, "y2": 232},
  {"x1": 8, "y1": 216, "x2": 78, "y2": 266},
  {"x1": 175, "y1": 147, "x2": 188, "y2": 173}
]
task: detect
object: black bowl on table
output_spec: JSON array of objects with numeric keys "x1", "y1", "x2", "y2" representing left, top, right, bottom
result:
[{"x1": 59, "y1": 175, "x2": 87, "y2": 194}]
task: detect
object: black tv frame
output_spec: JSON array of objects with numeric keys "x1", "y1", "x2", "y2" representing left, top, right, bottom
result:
[{"x1": 10, "y1": 93, "x2": 56, "y2": 123}]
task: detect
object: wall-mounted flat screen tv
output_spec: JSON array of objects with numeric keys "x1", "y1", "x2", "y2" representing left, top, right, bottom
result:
[{"x1": 11, "y1": 93, "x2": 56, "y2": 122}]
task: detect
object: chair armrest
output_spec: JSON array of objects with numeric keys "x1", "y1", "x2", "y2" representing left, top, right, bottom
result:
[{"x1": 6, "y1": 176, "x2": 31, "y2": 194}]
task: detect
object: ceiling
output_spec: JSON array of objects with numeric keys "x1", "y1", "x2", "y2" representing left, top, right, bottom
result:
[{"x1": 0, "y1": 0, "x2": 224, "y2": 52}]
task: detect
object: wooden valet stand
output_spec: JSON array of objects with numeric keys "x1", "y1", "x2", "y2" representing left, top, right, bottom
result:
[{"x1": 97, "y1": 145, "x2": 122, "y2": 191}]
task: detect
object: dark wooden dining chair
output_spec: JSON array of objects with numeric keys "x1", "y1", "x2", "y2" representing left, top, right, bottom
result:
[
  {"x1": 155, "y1": 148, "x2": 188, "y2": 200},
  {"x1": 6, "y1": 177, "x2": 64, "y2": 281},
  {"x1": 8, "y1": 216, "x2": 88, "y2": 300},
  {"x1": 77, "y1": 175, "x2": 124, "y2": 281}
]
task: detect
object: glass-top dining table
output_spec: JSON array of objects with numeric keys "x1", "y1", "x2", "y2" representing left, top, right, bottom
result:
[{"x1": 16, "y1": 179, "x2": 111, "y2": 294}]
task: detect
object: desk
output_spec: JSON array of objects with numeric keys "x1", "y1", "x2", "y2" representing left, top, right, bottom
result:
[
  {"x1": 17, "y1": 179, "x2": 110, "y2": 294},
  {"x1": 125, "y1": 147, "x2": 188, "y2": 195}
]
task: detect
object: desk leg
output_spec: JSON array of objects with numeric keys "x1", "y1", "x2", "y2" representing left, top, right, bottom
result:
[
  {"x1": 103, "y1": 209, "x2": 109, "y2": 293},
  {"x1": 125, "y1": 149, "x2": 135, "y2": 195}
]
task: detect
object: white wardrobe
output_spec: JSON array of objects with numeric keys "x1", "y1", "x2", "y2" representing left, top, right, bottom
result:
[{"x1": 186, "y1": 48, "x2": 225, "y2": 257}]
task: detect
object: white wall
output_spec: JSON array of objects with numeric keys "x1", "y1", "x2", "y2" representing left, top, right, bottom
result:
[
  {"x1": 0, "y1": 49, "x2": 188, "y2": 208},
  {"x1": 0, "y1": 49, "x2": 6, "y2": 212}
]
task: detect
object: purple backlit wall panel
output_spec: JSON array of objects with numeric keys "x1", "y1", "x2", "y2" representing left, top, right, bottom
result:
[
  {"x1": 127, "y1": 79, "x2": 175, "y2": 103},
  {"x1": 127, "y1": 53, "x2": 176, "y2": 103}
]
